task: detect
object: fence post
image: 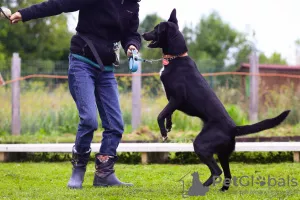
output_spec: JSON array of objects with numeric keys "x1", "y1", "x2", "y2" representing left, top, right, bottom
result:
[
  {"x1": 11, "y1": 53, "x2": 21, "y2": 135},
  {"x1": 0, "y1": 72, "x2": 5, "y2": 85},
  {"x1": 249, "y1": 50, "x2": 259, "y2": 122},
  {"x1": 131, "y1": 61, "x2": 142, "y2": 130}
]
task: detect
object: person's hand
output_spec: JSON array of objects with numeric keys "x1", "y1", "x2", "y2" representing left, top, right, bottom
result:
[
  {"x1": 127, "y1": 45, "x2": 138, "y2": 57},
  {"x1": 10, "y1": 12, "x2": 22, "y2": 24}
]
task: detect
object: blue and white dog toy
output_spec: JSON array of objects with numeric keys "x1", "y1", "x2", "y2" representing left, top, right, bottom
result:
[{"x1": 0, "y1": 7, "x2": 11, "y2": 20}]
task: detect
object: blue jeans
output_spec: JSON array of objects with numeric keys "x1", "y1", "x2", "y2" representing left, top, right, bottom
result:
[{"x1": 68, "y1": 54, "x2": 124, "y2": 156}]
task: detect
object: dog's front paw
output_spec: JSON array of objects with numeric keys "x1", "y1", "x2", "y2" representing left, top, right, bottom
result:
[
  {"x1": 161, "y1": 129, "x2": 168, "y2": 142},
  {"x1": 166, "y1": 118, "x2": 172, "y2": 132},
  {"x1": 162, "y1": 136, "x2": 168, "y2": 142},
  {"x1": 166, "y1": 122, "x2": 172, "y2": 132}
]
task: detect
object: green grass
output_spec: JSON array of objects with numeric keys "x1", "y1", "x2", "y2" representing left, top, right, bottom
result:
[{"x1": 1, "y1": 162, "x2": 300, "y2": 199}]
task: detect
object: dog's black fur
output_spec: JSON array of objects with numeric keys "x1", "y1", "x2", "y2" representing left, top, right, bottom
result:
[{"x1": 142, "y1": 9, "x2": 291, "y2": 191}]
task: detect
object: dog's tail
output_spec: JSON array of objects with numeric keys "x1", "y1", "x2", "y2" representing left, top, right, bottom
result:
[{"x1": 235, "y1": 110, "x2": 290, "y2": 136}]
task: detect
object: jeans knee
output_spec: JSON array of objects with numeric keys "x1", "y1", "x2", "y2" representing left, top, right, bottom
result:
[{"x1": 81, "y1": 116, "x2": 98, "y2": 130}]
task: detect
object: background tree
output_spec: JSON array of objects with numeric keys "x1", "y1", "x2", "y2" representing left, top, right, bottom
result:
[
  {"x1": 186, "y1": 11, "x2": 248, "y2": 73},
  {"x1": 0, "y1": 0, "x2": 73, "y2": 74},
  {"x1": 259, "y1": 52, "x2": 287, "y2": 65},
  {"x1": 180, "y1": 11, "x2": 250, "y2": 88}
]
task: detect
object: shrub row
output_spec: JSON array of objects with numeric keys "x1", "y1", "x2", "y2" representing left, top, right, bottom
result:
[{"x1": 3, "y1": 151, "x2": 293, "y2": 164}]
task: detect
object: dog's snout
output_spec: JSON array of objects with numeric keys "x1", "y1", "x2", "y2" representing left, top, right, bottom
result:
[
  {"x1": 142, "y1": 32, "x2": 154, "y2": 41},
  {"x1": 141, "y1": 33, "x2": 147, "y2": 39}
]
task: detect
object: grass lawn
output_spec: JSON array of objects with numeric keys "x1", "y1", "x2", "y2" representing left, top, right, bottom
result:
[{"x1": 1, "y1": 163, "x2": 300, "y2": 199}]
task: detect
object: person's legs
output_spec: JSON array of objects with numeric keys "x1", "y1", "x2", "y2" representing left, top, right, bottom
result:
[
  {"x1": 67, "y1": 55, "x2": 99, "y2": 189},
  {"x1": 92, "y1": 71, "x2": 132, "y2": 187}
]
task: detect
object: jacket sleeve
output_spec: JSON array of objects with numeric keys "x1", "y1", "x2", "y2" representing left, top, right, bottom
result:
[
  {"x1": 121, "y1": 11, "x2": 141, "y2": 55},
  {"x1": 18, "y1": 0, "x2": 97, "y2": 22}
]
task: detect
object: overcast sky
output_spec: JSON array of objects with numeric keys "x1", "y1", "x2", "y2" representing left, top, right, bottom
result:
[{"x1": 69, "y1": 0, "x2": 300, "y2": 65}]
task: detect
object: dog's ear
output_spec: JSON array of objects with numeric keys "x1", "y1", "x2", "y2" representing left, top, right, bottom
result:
[{"x1": 168, "y1": 8, "x2": 178, "y2": 25}]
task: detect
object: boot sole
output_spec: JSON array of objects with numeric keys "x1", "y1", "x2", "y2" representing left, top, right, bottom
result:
[
  {"x1": 93, "y1": 184, "x2": 133, "y2": 187},
  {"x1": 67, "y1": 186, "x2": 83, "y2": 189}
]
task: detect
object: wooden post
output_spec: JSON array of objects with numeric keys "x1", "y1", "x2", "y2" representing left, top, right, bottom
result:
[
  {"x1": 249, "y1": 51, "x2": 259, "y2": 122},
  {"x1": 241, "y1": 75, "x2": 246, "y2": 100},
  {"x1": 141, "y1": 152, "x2": 148, "y2": 164},
  {"x1": 11, "y1": 53, "x2": 21, "y2": 135},
  {"x1": 0, "y1": 72, "x2": 5, "y2": 86},
  {"x1": 293, "y1": 152, "x2": 300, "y2": 162},
  {"x1": 0, "y1": 152, "x2": 8, "y2": 162},
  {"x1": 131, "y1": 60, "x2": 142, "y2": 130}
]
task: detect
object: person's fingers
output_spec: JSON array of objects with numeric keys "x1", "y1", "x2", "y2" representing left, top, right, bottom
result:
[
  {"x1": 127, "y1": 49, "x2": 132, "y2": 57},
  {"x1": 127, "y1": 45, "x2": 138, "y2": 57},
  {"x1": 10, "y1": 12, "x2": 22, "y2": 24},
  {"x1": 127, "y1": 50, "x2": 135, "y2": 57},
  {"x1": 11, "y1": 18, "x2": 19, "y2": 24},
  {"x1": 9, "y1": 13, "x2": 16, "y2": 20}
]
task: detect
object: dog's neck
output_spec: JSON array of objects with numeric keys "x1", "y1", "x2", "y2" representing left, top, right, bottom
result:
[{"x1": 163, "y1": 52, "x2": 188, "y2": 60}]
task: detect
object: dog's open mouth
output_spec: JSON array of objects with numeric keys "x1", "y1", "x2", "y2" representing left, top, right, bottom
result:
[
  {"x1": 148, "y1": 40, "x2": 158, "y2": 48},
  {"x1": 149, "y1": 41, "x2": 156, "y2": 45}
]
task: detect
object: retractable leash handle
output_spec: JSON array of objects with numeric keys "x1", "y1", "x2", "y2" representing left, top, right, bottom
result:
[
  {"x1": 128, "y1": 50, "x2": 162, "y2": 72},
  {"x1": 128, "y1": 49, "x2": 139, "y2": 72}
]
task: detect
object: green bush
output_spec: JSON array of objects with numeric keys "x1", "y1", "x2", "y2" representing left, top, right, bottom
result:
[
  {"x1": 2, "y1": 151, "x2": 293, "y2": 164},
  {"x1": 229, "y1": 151, "x2": 293, "y2": 163},
  {"x1": 169, "y1": 151, "x2": 293, "y2": 164},
  {"x1": 225, "y1": 104, "x2": 249, "y2": 126}
]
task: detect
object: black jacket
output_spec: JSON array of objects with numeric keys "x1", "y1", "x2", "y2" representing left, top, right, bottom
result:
[{"x1": 19, "y1": 0, "x2": 141, "y2": 65}]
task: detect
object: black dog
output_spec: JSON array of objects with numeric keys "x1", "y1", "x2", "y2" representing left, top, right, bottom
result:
[{"x1": 142, "y1": 8, "x2": 290, "y2": 191}]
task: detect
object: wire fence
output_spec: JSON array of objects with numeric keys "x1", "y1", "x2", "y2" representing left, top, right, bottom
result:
[{"x1": 0, "y1": 57, "x2": 299, "y2": 141}]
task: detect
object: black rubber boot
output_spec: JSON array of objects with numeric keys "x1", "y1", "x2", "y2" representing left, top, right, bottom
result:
[
  {"x1": 67, "y1": 146, "x2": 91, "y2": 189},
  {"x1": 93, "y1": 153, "x2": 133, "y2": 187}
]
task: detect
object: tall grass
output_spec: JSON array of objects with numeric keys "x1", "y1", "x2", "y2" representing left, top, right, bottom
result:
[
  {"x1": 259, "y1": 84, "x2": 300, "y2": 125},
  {"x1": 0, "y1": 80, "x2": 298, "y2": 137}
]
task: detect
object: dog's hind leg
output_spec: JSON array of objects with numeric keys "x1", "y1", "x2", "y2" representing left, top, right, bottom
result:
[
  {"x1": 194, "y1": 154, "x2": 222, "y2": 187},
  {"x1": 199, "y1": 154, "x2": 222, "y2": 187},
  {"x1": 217, "y1": 152, "x2": 232, "y2": 191},
  {"x1": 193, "y1": 135, "x2": 222, "y2": 187}
]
